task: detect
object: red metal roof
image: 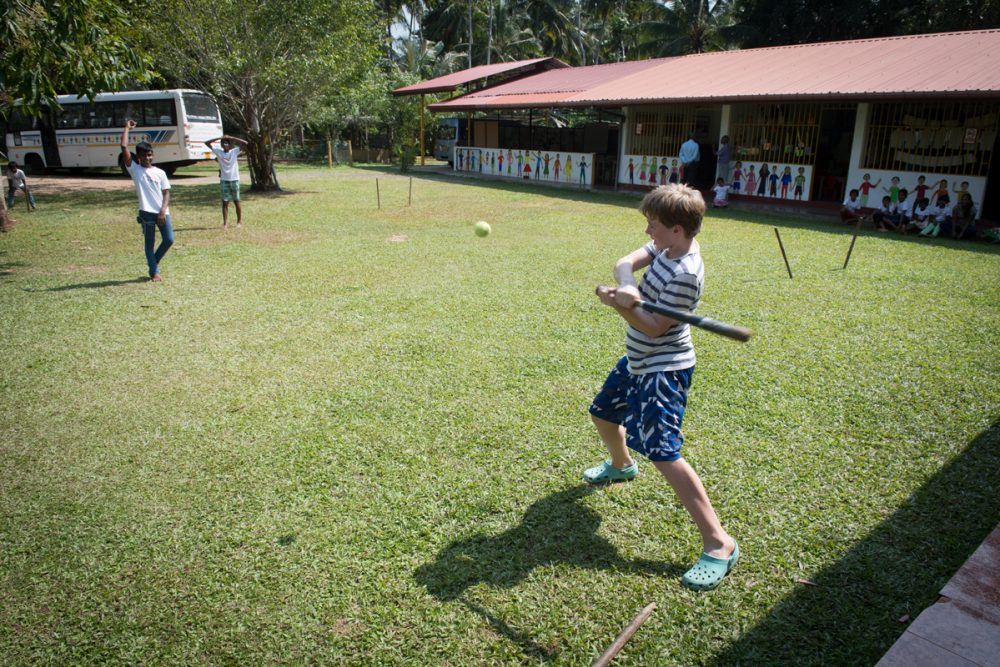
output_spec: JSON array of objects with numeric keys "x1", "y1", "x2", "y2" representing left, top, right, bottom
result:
[
  {"x1": 391, "y1": 57, "x2": 567, "y2": 96},
  {"x1": 429, "y1": 29, "x2": 1000, "y2": 110}
]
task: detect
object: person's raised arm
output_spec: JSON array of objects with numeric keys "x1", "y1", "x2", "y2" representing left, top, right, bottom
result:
[
  {"x1": 595, "y1": 246, "x2": 676, "y2": 337},
  {"x1": 121, "y1": 120, "x2": 136, "y2": 168},
  {"x1": 205, "y1": 136, "x2": 221, "y2": 147},
  {"x1": 226, "y1": 135, "x2": 248, "y2": 146}
]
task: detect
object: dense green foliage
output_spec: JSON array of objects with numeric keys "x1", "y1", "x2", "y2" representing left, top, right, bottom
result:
[
  {"x1": 1, "y1": 168, "x2": 998, "y2": 664},
  {"x1": 136, "y1": 0, "x2": 381, "y2": 190}
]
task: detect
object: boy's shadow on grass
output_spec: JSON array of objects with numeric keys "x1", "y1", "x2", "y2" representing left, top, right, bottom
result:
[
  {"x1": 414, "y1": 484, "x2": 681, "y2": 661},
  {"x1": 35, "y1": 277, "x2": 148, "y2": 292}
]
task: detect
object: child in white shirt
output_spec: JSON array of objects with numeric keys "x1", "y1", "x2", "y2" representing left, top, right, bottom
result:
[{"x1": 711, "y1": 177, "x2": 729, "y2": 208}]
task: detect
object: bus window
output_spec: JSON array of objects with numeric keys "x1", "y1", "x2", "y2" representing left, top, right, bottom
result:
[
  {"x1": 143, "y1": 99, "x2": 176, "y2": 126},
  {"x1": 117, "y1": 101, "x2": 142, "y2": 125},
  {"x1": 8, "y1": 109, "x2": 36, "y2": 132},
  {"x1": 181, "y1": 93, "x2": 220, "y2": 123},
  {"x1": 58, "y1": 103, "x2": 87, "y2": 129},
  {"x1": 92, "y1": 102, "x2": 116, "y2": 128},
  {"x1": 439, "y1": 126, "x2": 457, "y2": 141}
]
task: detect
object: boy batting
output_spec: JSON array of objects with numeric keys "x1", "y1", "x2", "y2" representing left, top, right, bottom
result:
[{"x1": 586, "y1": 183, "x2": 739, "y2": 591}]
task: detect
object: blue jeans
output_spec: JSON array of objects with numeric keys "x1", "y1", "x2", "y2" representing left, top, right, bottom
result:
[
  {"x1": 6, "y1": 186, "x2": 36, "y2": 209},
  {"x1": 137, "y1": 210, "x2": 174, "y2": 276}
]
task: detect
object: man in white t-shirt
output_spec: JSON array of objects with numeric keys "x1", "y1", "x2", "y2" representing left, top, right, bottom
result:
[
  {"x1": 206, "y1": 135, "x2": 248, "y2": 228},
  {"x1": 121, "y1": 120, "x2": 172, "y2": 282}
]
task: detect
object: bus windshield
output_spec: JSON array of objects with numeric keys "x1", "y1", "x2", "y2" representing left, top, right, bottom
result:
[
  {"x1": 182, "y1": 93, "x2": 221, "y2": 123},
  {"x1": 439, "y1": 126, "x2": 457, "y2": 141}
]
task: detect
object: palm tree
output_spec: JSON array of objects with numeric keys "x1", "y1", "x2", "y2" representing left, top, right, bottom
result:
[
  {"x1": 487, "y1": 0, "x2": 543, "y2": 62},
  {"x1": 639, "y1": 0, "x2": 746, "y2": 57}
]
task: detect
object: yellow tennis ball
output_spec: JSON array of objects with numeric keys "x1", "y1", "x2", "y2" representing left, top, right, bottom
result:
[{"x1": 474, "y1": 221, "x2": 491, "y2": 237}]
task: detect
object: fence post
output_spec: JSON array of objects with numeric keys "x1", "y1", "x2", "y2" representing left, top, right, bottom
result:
[{"x1": 327, "y1": 137, "x2": 333, "y2": 168}]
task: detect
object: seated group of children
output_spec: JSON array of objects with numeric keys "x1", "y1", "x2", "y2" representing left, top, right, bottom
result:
[{"x1": 840, "y1": 188, "x2": 999, "y2": 242}]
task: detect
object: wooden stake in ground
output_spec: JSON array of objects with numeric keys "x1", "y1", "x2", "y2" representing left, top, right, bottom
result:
[
  {"x1": 376, "y1": 178, "x2": 381, "y2": 210},
  {"x1": 774, "y1": 227, "x2": 793, "y2": 279},
  {"x1": 408, "y1": 177, "x2": 413, "y2": 206},
  {"x1": 843, "y1": 217, "x2": 864, "y2": 269},
  {"x1": 591, "y1": 603, "x2": 656, "y2": 667}
]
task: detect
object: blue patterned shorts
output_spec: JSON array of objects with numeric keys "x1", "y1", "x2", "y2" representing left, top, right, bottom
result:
[
  {"x1": 589, "y1": 355, "x2": 694, "y2": 462},
  {"x1": 221, "y1": 180, "x2": 241, "y2": 202}
]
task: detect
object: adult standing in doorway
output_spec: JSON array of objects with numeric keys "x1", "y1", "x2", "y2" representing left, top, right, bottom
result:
[{"x1": 679, "y1": 134, "x2": 700, "y2": 186}]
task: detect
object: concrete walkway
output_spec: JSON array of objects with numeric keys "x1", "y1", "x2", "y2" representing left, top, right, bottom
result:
[{"x1": 877, "y1": 523, "x2": 1000, "y2": 667}]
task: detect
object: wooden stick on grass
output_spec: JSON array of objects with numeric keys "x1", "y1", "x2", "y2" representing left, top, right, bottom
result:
[{"x1": 591, "y1": 603, "x2": 656, "y2": 667}]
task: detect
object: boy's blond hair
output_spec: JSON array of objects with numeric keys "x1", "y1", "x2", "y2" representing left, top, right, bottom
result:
[{"x1": 640, "y1": 183, "x2": 705, "y2": 237}]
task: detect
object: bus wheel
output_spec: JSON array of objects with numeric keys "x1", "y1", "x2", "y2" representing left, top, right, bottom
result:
[{"x1": 24, "y1": 154, "x2": 45, "y2": 175}]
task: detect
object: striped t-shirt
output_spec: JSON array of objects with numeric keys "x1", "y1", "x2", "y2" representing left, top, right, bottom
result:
[{"x1": 626, "y1": 240, "x2": 704, "y2": 373}]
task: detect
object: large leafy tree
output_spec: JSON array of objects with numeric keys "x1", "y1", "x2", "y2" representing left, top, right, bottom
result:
[
  {"x1": 1, "y1": 0, "x2": 150, "y2": 228},
  {"x1": 140, "y1": 0, "x2": 380, "y2": 190},
  {"x1": 640, "y1": 0, "x2": 748, "y2": 57}
]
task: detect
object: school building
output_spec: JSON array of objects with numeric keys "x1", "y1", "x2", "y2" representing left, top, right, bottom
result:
[{"x1": 393, "y1": 29, "x2": 1000, "y2": 219}]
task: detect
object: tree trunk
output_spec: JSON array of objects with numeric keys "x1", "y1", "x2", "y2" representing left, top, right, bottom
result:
[
  {"x1": 246, "y1": 133, "x2": 281, "y2": 191},
  {"x1": 0, "y1": 197, "x2": 11, "y2": 233}
]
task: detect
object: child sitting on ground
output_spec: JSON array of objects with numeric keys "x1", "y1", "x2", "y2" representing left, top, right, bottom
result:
[
  {"x1": 951, "y1": 192, "x2": 978, "y2": 240},
  {"x1": 711, "y1": 177, "x2": 729, "y2": 208},
  {"x1": 872, "y1": 195, "x2": 900, "y2": 232},
  {"x1": 894, "y1": 189, "x2": 911, "y2": 233},
  {"x1": 840, "y1": 189, "x2": 864, "y2": 224},
  {"x1": 908, "y1": 197, "x2": 932, "y2": 233},
  {"x1": 920, "y1": 194, "x2": 951, "y2": 237}
]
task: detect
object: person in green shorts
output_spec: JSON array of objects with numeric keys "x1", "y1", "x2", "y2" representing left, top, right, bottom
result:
[{"x1": 206, "y1": 135, "x2": 248, "y2": 228}]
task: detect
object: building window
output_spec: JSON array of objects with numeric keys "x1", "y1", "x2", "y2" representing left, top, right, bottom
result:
[
  {"x1": 628, "y1": 106, "x2": 698, "y2": 156},
  {"x1": 729, "y1": 103, "x2": 823, "y2": 165},
  {"x1": 864, "y1": 101, "x2": 998, "y2": 177}
]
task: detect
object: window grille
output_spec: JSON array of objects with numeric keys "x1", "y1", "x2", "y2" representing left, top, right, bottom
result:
[
  {"x1": 627, "y1": 106, "x2": 698, "y2": 156},
  {"x1": 729, "y1": 103, "x2": 823, "y2": 165},
  {"x1": 863, "y1": 101, "x2": 998, "y2": 177}
]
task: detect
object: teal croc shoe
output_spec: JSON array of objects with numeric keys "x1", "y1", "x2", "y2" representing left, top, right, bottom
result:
[
  {"x1": 682, "y1": 541, "x2": 740, "y2": 591},
  {"x1": 582, "y1": 460, "x2": 638, "y2": 484}
]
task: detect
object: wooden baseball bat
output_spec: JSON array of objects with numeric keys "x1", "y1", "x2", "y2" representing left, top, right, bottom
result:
[{"x1": 592, "y1": 602, "x2": 656, "y2": 667}]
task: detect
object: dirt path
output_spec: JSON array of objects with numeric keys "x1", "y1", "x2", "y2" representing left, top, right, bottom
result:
[{"x1": 26, "y1": 172, "x2": 218, "y2": 196}]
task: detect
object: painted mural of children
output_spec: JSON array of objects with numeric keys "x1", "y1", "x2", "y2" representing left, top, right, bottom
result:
[
  {"x1": 507, "y1": 149, "x2": 514, "y2": 176},
  {"x1": 793, "y1": 167, "x2": 806, "y2": 200},
  {"x1": 534, "y1": 151, "x2": 542, "y2": 179},
  {"x1": 458, "y1": 150, "x2": 465, "y2": 171},
  {"x1": 628, "y1": 158, "x2": 635, "y2": 184},
  {"x1": 659, "y1": 158, "x2": 669, "y2": 185},
  {"x1": 857, "y1": 173, "x2": 881, "y2": 207},
  {"x1": 757, "y1": 163, "x2": 769, "y2": 196},
  {"x1": 565, "y1": 154, "x2": 573, "y2": 182},
  {"x1": 952, "y1": 180, "x2": 971, "y2": 202},
  {"x1": 745, "y1": 165, "x2": 757, "y2": 195},
  {"x1": 780, "y1": 166, "x2": 792, "y2": 198},
  {"x1": 884, "y1": 176, "x2": 901, "y2": 204},
  {"x1": 554, "y1": 154, "x2": 562, "y2": 180},
  {"x1": 929, "y1": 179, "x2": 948, "y2": 207},
  {"x1": 543, "y1": 153, "x2": 551, "y2": 178},
  {"x1": 639, "y1": 156, "x2": 649, "y2": 184},
  {"x1": 669, "y1": 159, "x2": 679, "y2": 184},
  {"x1": 768, "y1": 169, "x2": 779, "y2": 197},
  {"x1": 497, "y1": 151, "x2": 504, "y2": 174},
  {"x1": 517, "y1": 151, "x2": 524, "y2": 177},
  {"x1": 579, "y1": 158, "x2": 589, "y2": 185},
  {"x1": 910, "y1": 175, "x2": 930, "y2": 203},
  {"x1": 490, "y1": 151, "x2": 496, "y2": 173},
  {"x1": 732, "y1": 161, "x2": 744, "y2": 193},
  {"x1": 712, "y1": 177, "x2": 730, "y2": 208},
  {"x1": 522, "y1": 158, "x2": 532, "y2": 179}
]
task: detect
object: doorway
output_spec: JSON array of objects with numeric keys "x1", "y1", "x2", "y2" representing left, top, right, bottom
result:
[{"x1": 811, "y1": 108, "x2": 856, "y2": 202}]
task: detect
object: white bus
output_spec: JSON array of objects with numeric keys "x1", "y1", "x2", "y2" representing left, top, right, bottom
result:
[{"x1": 4, "y1": 89, "x2": 223, "y2": 175}]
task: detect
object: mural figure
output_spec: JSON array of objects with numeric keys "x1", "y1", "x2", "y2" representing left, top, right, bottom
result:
[
  {"x1": 732, "y1": 161, "x2": 744, "y2": 193},
  {"x1": 757, "y1": 163, "x2": 770, "y2": 196},
  {"x1": 780, "y1": 166, "x2": 792, "y2": 198},
  {"x1": 857, "y1": 173, "x2": 881, "y2": 207},
  {"x1": 745, "y1": 165, "x2": 757, "y2": 195},
  {"x1": 628, "y1": 158, "x2": 635, "y2": 184},
  {"x1": 669, "y1": 159, "x2": 679, "y2": 184},
  {"x1": 659, "y1": 158, "x2": 669, "y2": 185},
  {"x1": 793, "y1": 167, "x2": 806, "y2": 200},
  {"x1": 884, "y1": 175, "x2": 901, "y2": 204},
  {"x1": 579, "y1": 158, "x2": 589, "y2": 185}
]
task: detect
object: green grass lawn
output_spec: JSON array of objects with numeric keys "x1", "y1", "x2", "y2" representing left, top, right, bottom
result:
[{"x1": 2, "y1": 166, "x2": 999, "y2": 665}]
